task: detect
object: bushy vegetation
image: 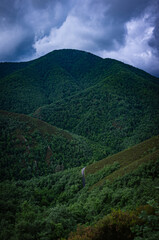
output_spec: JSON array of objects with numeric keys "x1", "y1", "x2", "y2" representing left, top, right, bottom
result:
[
  {"x1": 68, "y1": 204, "x2": 159, "y2": 240},
  {"x1": 0, "y1": 158, "x2": 159, "y2": 240}
]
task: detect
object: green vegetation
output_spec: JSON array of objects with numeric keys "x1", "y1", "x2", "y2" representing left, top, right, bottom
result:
[
  {"x1": 85, "y1": 135, "x2": 159, "y2": 185},
  {"x1": 68, "y1": 204, "x2": 159, "y2": 240},
  {"x1": 0, "y1": 49, "x2": 159, "y2": 240},
  {"x1": 32, "y1": 69, "x2": 159, "y2": 153},
  {"x1": 0, "y1": 154, "x2": 159, "y2": 240},
  {"x1": 0, "y1": 110, "x2": 108, "y2": 181}
]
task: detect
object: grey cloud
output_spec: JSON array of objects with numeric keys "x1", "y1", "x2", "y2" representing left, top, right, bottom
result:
[
  {"x1": 153, "y1": 18, "x2": 159, "y2": 54},
  {"x1": 108, "y1": 0, "x2": 159, "y2": 62},
  {"x1": 70, "y1": 0, "x2": 126, "y2": 50},
  {"x1": 106, "y1": 0, "x2": 152, "y2": 19},
  {"x1": 2, "y1": 33, "x2": 35, "y2": 62},
  {"x1": 0, "y1": 0, "x2": 26, "y2": 26},
  {"x1": 0, "y1": 0, "x2": 159, "y2": 76},
  {"x1": 31, "y1": 0, "x2": 55, "y2": 9},
  {"x1": 0, "y1": 0, "x2": 72, "y2": 61},
  {"x1": 70, "y1": 0, "x2": 157, "y2": 51},
  {"x1": 30, "y1": 0, "x2": 71, "y2": 9},
  {"x1": 148, "y1": 1, "x2": 159, "y2": 57}
]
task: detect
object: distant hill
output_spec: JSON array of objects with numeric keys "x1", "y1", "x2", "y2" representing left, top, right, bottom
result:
[{"x1": 0, "y1": 110, "x2": 107, "y2": 181}]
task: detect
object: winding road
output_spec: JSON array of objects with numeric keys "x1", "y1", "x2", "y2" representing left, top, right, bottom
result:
[{"x1": 81, "y1": 167, "x2": 86, "y2": 187}]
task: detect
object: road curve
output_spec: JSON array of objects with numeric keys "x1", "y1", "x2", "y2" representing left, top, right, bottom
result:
[{"x1": 81, "y1": 167, "x2": 86, "y2": 187}]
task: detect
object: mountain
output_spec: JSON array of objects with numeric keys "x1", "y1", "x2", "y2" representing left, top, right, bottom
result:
[
  {"x1": 0, "y1": 49, "x2": 159, "y2": 154},
  {"x1": 0, "y1": 49, "x2": 158, "y2": 115},
  {"x1": 0, "y1": 49, "x2": 159, "y2": 240}
]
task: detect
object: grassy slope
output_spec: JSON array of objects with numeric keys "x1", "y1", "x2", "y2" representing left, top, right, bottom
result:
[
  {"x1": 0, "y1": 110, "x2": 107, "y2": 180},
  {"x1": 85, "y1": 135, "x2": 159, "y2": 187}
]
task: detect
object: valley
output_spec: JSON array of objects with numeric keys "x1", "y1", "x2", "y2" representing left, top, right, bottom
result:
[{"x1": 0, "y1": 49, "x2": 159, "y2": 240}]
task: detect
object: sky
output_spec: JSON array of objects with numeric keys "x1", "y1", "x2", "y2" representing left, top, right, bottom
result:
[{"x1": 0, "y1": 0, "x2": 159, "y2": 77}]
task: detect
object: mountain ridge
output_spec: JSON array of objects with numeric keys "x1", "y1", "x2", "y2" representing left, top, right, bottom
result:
[{"x1": 0, "y1": 49, "x2": 159, "y2": 114}]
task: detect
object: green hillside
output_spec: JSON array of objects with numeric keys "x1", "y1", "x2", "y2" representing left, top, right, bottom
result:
[
  {"x1": 1, "y1": 135, "x2": 159, "y2": 240},
  {"x1": 0, "y1": 110, "x2": 107, "y2": 181},
  {"x1": 33, "y1": 66, "x2": 159, "y2": 152}
]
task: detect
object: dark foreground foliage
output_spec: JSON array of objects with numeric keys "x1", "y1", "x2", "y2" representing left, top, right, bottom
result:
[
  {"x1": 0, "y1": 159, "x2": 159, "y2": 240},
  {"x1": 68, "y1": 203, "x2": 159, "y2": 240}
]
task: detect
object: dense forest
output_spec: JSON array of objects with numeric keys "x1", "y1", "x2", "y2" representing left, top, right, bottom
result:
[
  {"x1": 0, "y1": 49, "x2": 159, "y2": 240},
  {"x1": 1, "y1": 145, "x2": 159, "y2": 240},
  {"x1": 0, "y1": 110, "x2": 107, "y2": 181}
]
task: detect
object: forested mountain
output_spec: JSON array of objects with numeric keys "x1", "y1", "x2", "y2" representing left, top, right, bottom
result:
[
  {"x1": 1, "y1": 49, "x2": 158, "y2": 114},
  {"x1": 0, "y1": 49, "x2": 159, "y2": 240},
  {"x1": 0, "y1": 49, "x2": 159, "y2": 153}
]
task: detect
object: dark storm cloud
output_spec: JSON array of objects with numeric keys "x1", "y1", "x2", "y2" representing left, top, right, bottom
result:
[
  {"x1": 0, "y1": 0, "x2": 34, "y2": 60},
  {"x1": 148, "y1": 1, "x2": 159, "y2": 56},
  {"x1": 106, "y1": 0, "x2": 151, "y2": 19},
  {"x1": 75, "y1": 0, "x2": 156, "y2": 51},
  {"x1": 0, "y1": 0, "x2": 159, "y2": 76},
  {"x1": 0, "y1": 0, "x2": 71, "y2": 61}
]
